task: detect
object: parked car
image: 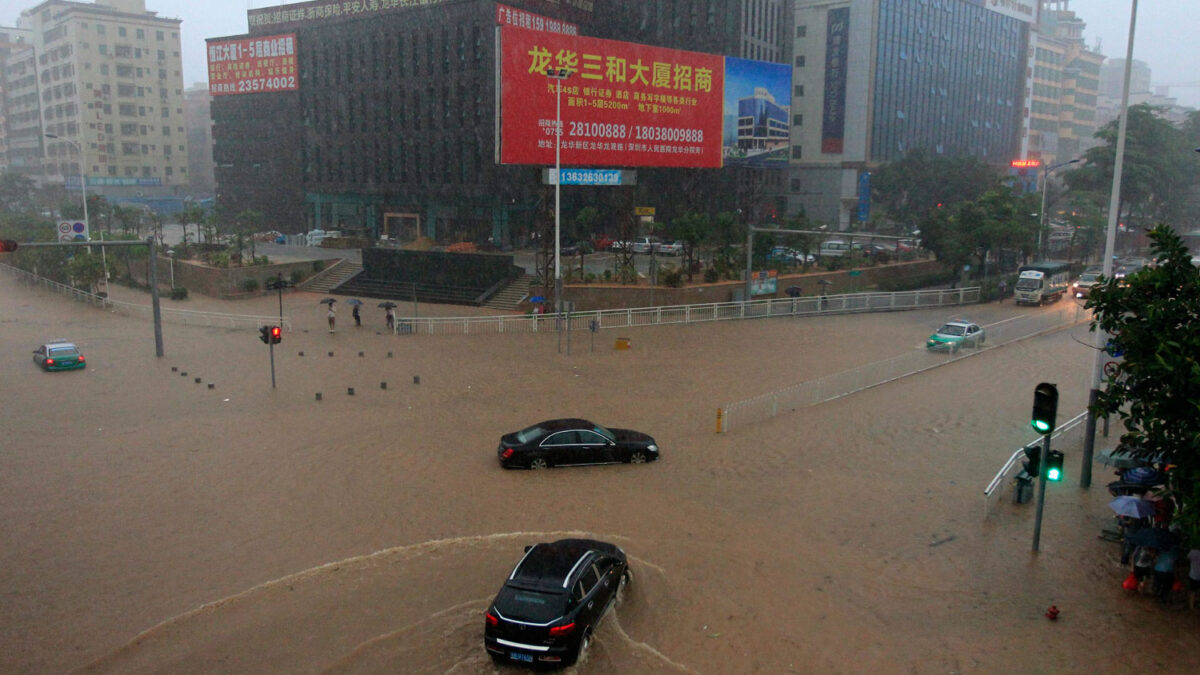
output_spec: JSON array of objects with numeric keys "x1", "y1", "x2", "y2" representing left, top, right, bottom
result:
[
  {"x1": 630, "y1": 236, "x2": 662, "y2": 254},
  {"x1": 592, "y1": 233, "x2": 614, "y2": 251},
  {"x1": 926, "y1": 320, "x2": 985, "y2": 352},
  {"x1": 496, "y1": 418, "x2": 659, "y2": 469},
  {"x1": 33, "y1": 340, "x2": 86, "y2": 371},
  {"x1": 767, "y1": 246, "x2": 814, "y2": 265},
  {"x1": 653, "y1": 240, "x2": 684, "y2": 256},
  {"x1": 484, "y1": 538, "x2": 631, "y2": 668},
  {"x1": 1073, "y1": 267, "x2": 1103, "y2": 298},
  {"x1": 558, "y1": 242, "x2": 580, "y2": 256}
]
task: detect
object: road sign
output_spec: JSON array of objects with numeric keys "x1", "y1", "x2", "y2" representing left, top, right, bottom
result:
[{"x1": 635, "y1": 206, "x2": 656, "y2": 216}]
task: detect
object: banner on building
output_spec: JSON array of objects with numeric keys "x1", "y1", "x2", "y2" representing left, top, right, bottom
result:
[
  {"x1": 496, "y1": 3, "x2": 578, "y2": 35},
  {"x1": 722, "y1": 57, "x2": 792, "y2": 168},
  {"x1": 207, "y1": 34, "x2": 298, "y2": 96},
  {"x1": 498, "y1": 25, "x2": 725, "y2": 168},
  {"x1": 821, "y1": 7, "x2": 849, "y2": 154}
]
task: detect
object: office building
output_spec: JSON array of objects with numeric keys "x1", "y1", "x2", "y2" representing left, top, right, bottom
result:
[
  {"x1": 790, "y1": 0, "x2": 1033, "y2": 227},
  {"x1": 1025, "y1": 0, "x2": 1103, "y2": 166},
  {"x1": 183, "y1": 83, "x2": 214, "y2": 198},
  {"x1": 210, "y1": 0, "x2": 791, "y2": 240}
]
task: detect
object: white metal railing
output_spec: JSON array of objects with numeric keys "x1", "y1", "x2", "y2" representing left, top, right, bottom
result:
[
  {"x1": 717, "y1": 302, "x2": 1087, "y2": 433},
  {"x1": 1, "y1": 262, "x2": 292, "y2": 331},
  {"x1": 390, "y1": 287, "x2": 982, "y2": 335},
  {"x1": 982, "y1": 411, "x2": 1091, "y2": 518}
]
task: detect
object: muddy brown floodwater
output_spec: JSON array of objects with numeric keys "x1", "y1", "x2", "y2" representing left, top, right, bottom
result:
[{"x1": 2, "y1": 272, "x2": 1198, "y2": 674}]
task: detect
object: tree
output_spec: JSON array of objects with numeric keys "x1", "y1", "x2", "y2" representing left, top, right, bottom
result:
[
  {"x1": 178, "y1": 205, "x2": 207, "y2": 249},
  {"x1": 573, "y1": 206, "x2": 599, "y2": 244},
  {"x1": 917, "y1": 187, "x2": 1037, "y2": 276},
  {"x1": 872, "y1": 149, "x2": 1004, "y2": 229},
  {"x1": 235, "y1": 209, "x2": 264, "y2": 262},
  {"x1": 668, "y1": 211, "x2": 711, "y2": 282},
  {"x1": 0, "y1": 172, "x2": 36, "y2": 213},
  {"x1": 1088, "y1": 224, "x2": 1200, "y2": 541},
  {"x1": 63, "y1": 250, "x2": 105, "y2": 294}
]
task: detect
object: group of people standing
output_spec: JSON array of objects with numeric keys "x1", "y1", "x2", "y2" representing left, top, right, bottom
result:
[
  {"x1": 326, "y1": 303, "x2": 395, "y2": 333},
  {"x1": 1119, "y1": 495, "x2": 1200, "y2": 608}
]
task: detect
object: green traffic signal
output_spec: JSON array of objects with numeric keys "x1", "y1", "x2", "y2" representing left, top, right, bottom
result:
[{"x1": 1046, "y1": 450, "x2": 1064, "y2": 482}]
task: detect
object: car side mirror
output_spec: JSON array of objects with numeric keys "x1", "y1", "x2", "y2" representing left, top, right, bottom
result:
[{"x1": 524, "y1": 545, "x2": 533, "y2": 553}]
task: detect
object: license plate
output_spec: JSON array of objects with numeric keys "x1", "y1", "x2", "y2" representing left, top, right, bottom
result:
[{"x1": 511, "y1": 652, "x2": 534, "y2": 663}]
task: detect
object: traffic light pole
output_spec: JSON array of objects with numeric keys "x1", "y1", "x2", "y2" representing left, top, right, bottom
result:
[
  {"x1": 1032, "y1": 434, "x2": 1051, "y2": 552},
  {"x1": 269, "y1": 341, "x2": 276, "y2": 389}
]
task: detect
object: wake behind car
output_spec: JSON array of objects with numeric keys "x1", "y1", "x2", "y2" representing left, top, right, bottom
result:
[
  {"x1": 33, "y1": 340, "x2": 85, "y2": 371},
  {"x1": 497, "y1": 418, "x2": 658, "y2": 469},
  {"x1": 485, "y1": 538, "x2": 630, "y2": 668},
  {"x1": 926, "y1": 320, "x2": 984, "y2": 352}
]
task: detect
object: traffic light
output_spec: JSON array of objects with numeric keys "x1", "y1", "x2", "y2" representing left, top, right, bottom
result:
[
  {"x1": 1045, "y1": 450, "x2": 1064, "y2": 482},
  {"x1": 269, "y1": 325, "x2": 282, "y2": 344},
  {"x1": 1023, "y1": 445, "x2": 1041, "y2": 478},
  {"x1": 0, "y1": 239, "x2": 18, "y2": 252},
  {"x1": 259, "y1": 325, "x2": 271, "y2": 344},
  {"x1": 1031, "y1": 382, "x2": 1059, "y2": 435}
]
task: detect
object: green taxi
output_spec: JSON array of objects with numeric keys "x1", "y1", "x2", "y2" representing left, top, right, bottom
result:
[
  {"x1": 33, "y1": 341, "x2": 86, "y2": 371},
  {"x1": 926, "y1": 320, "x2": 985, "y2": 352}
]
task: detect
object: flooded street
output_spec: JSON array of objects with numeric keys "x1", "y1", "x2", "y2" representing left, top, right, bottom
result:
[{"x1": 3, "y1": 273, "x2": 1198, "y2": 674}]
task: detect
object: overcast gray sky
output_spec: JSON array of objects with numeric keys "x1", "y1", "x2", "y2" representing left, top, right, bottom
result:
[{"x1": 4, "y1": 0, "x2": 1197, "y2": 108}]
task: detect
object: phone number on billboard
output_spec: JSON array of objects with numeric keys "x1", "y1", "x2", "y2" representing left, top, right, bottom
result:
[
  {"x1": 564, "y1": 122, "x2": 704, "y2": 143},
  {"x1": 234, "y1": 76, "x2": 296, "y2": 92}
]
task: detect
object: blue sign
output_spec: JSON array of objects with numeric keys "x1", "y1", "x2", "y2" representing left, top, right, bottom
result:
[
  {"x1": 857, "y1": 172, "x2": 871, "y2": 222},
  {"x1": 549, "y1": 169, "x2": 623, "y2": 186}
]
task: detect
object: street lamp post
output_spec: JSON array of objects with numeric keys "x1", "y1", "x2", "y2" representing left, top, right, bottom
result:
[
  {"x1": 1037, "y1": 158, "x2": 1081, "y2": 259},
  {"x1": 45, "y1": 133, "x2": 108, "y2": 295},
  {"x1": 545, "y1": 67, "x2": 572, "y2": 330}
]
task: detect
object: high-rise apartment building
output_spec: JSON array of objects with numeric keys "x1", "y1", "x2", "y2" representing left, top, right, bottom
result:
[
  {"x1": 9, "y1": 0, "x2": 188, "y2": 200},
  {"x1": 790, "y1": 0, "x2": 1032, "y2": 227},
  {"x1": 0, "y1": 25, "x2": 36, "y2": 175},
  {"x1": 183, "y1": 83, "x2": 214, "y2": 198},
  {"x1": 1024, "y1": 0, "x2": 1103, "y2": 166}
]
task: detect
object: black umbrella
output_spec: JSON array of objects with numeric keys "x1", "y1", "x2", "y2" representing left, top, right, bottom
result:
[
  {"x1": 1130, "y1": 526, "x2": 1175, "y2": 550},
  {"x1": 378, "y1": 301, "x2": 398, "y2": 309},
  {"x1": 346, "y1": 298, "x2": 364, "y2": 306},
  {"x1": 319, "y1": 298, "x2": 337, "y2": 305}
]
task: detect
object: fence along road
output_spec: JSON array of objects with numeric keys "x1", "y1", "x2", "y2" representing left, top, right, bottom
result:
[
  {"x1": 1, "y1": 263, "x2": 293, "y2": 332},
  {"x1": 717, "y1": 302, "x2": 1088, "y2": 433},
  {"x1": 390, "y1": 287, "x2": 983, "y2": 335}
]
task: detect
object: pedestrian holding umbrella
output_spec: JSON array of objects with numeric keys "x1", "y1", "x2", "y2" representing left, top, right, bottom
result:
[
  {"x1": 347, "y1": 298, "x2": 364, "y2": 327},
  {"x1": 379, "y1": 301, "x2": 397, "y2": 330},
  {"x1": 320, "y1": 297, "x2": 337, "y2": 332}
]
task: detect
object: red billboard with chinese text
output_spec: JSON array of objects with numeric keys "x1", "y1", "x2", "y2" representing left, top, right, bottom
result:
[
  {"x1": 499, "y1": 26, "x2": 724, "y2": 168},
  {"x1": 207, "y1": 34, "x2": 298, "y2": 96}
]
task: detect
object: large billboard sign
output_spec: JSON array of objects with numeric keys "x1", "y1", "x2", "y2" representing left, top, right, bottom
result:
[
  {"x1": 821, "y1": 7, "x2": 849, "y2": 154},
  {"x1": 499, "y1": 25, "x2": 725, "y2": 168},
  {"x1": 207, "y1": 34, "x2": 298, "y2": 96}
]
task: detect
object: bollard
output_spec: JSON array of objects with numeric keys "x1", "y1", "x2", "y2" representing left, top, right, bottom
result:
[
  {"x1": 181, "y1": 371, "x2": 188, "y2": 376},
  {"x1": 413, "y1": 375, "x2": 420, "y2": 385},
  {"x1": 208, "y1": 383, "x2": 215, "y2": 389},
  {"x1": 387, "y1": 352, "x2": 393, "y2": 358},
  {"x1": 171, "y1": 366, "x2": 178, "y2": 372},
  {"x1": 315, "y1": 392, "x2": 322, "y2": 401},
  {"x1": 358, "y1": 351, "x2": 364, "y2": 357},
  {"x1": 380, "y1": 381, "x2": 388, "y2": 390},
  {"x1": 347, "y1": 387, "x2": 355, "y2": 396},
  {"x1": 299, "y1": 351, "x2": 305, "y2": 357},
  {"x1": 194, "y1": 377, "x2": 201, "y2": 384},
  {"x1": 328, "y1": 351, "x2": 334, "y2": 357}
]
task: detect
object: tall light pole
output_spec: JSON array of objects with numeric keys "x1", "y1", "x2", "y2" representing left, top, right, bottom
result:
[
  {"x1": 1082, "y1": 0, "x2": 1139, "y2": 489},
  {"x1": 1037, "y1": 158, "x2": 1081, "y2": 260},
  {"x1": 45, "y1": 133, "x2": 107, "y2": 296},
  {"x1": 545, "y1": 67, "x2": 572, "y2": 325}
]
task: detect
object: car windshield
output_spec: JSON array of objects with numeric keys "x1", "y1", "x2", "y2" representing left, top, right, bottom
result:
[
  {"x1": 937, "y1": 324, "x2": 966, "y2": 336},
  {"x1": 592, "y1": 425, "x2": 616, "y2": 443},
  {"x1": 1015, "y1": 278, "x2": 1041, "y2": 290},
  {"x1": 48, "y1": 347, "x2": 79, "y2": 357},
  {"x1": 1079, "y1": 273, "x2": 1100, "y2": 282},
  {"x1": 494, "y1": 586, "x2": 566, "y2": 623},
  {"x1": 515, "y1": 425, "x2": 546, "y2": 444}
]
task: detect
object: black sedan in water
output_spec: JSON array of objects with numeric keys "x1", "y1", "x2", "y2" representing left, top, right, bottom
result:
[
  {"x1": 496, "y1": 418, "x2": 659, "y2": 469},
  {"x1": 485, "y1": 539, "x2": 631, "y2": 668}
]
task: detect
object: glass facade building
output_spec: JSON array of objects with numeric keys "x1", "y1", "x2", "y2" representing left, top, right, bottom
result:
[{"x1": 869, "y1": 0, "x2": 1024, "y2": 162}]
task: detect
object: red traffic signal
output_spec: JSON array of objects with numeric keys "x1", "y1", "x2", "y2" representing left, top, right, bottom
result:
[
  {"x1": 269, "y1": 325, "x2": 282, "y2": 344},
  {"x1": 0, "y1": 239, "x2": 18, "y2": 252}
]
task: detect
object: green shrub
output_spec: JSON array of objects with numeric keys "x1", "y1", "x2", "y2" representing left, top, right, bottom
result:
[
  {"x1": 703, "y1": 267, "x2": 719, "y2": 283},
  {"x1": 603, "y1": 269, "x2": 612, "y2": 282},
  {"x1": 290, "y1": 270, "x2": 305, "y2": 284},
  {"x1": 169, "y1": 287, "x2": 188, "y2": 300},
  {"x1": 659, "y1": 266, "x2": 684, "y2": 288},
  {"x1": 241, "y1": 277, "x2": 259, "y2": 292},
  {"x1": 312, "y1": 260, "x2": 326, "y2": 272}
]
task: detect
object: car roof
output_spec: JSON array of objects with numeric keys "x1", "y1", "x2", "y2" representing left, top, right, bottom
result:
[
  {"x1": 942, "y1": 320, "x2": 975, "y2": 327},
  {"x1": 44, "y1": 340, "x2": 78, "y2": 348},
  {"x1": 509, "y1": 539, "x2": 615, "y2": 591},
  {"x1": 534, "y1": 418, "x2": 593, "y2": 432}
]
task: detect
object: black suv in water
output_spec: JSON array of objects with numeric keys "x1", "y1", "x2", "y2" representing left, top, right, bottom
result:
[{"x1": 484, "y1": 539, "x2": 630, "y2": 668}]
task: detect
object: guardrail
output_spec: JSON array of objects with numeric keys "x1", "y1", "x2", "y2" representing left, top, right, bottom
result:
[
  {"x1": 983, "y1": 411, "x2": 1090, "y2": 518},
  {"x1": 1, "y1": 262, "x2": 293, "y2": 331},
  {"x1": 716, "y1": 302, "x2": 1087, "y2": 433},
  {"x1": 390, "y1": 286, "x2": 982, "y2": 335}
]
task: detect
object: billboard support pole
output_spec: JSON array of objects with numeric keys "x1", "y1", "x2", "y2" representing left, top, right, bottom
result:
[{"x1": 546, "y1": 67, "x2": 573, "y2": 339}]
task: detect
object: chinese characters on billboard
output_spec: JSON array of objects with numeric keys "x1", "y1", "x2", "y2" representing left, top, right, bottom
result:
[
  {"x1": 207, "y1": 34, "x2": 298, "y2": 96},
  {"x1": 496, "y1": 3, "x2": 578, "y2": 35},
  {"x1": 821, "y1": 7, "x2": 849, "y2": 154},
  {"x1": 499, "y1": 25, "x2": 725, "y2": 168}
]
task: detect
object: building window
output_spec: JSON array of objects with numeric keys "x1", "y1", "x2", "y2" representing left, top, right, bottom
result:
[
  {"x1": 794, "y1": 84, "x2": 804, "y2": 97},
  {"x1": 156, "y1": 30, "x2": 163, "y2": 41},
  {"x1": 792, "y1": 145, "x2": 802, "y2": 159},
  {"x1": 97, "y1": 24, "x2": 105, "y2": 35},
  {"x1": 793, "y1": 114, "x2": 803, "y2": 126},
  {"x1": 136, "y1": 29, "x2": 144, "y2": 39},
  {"x1": 796, "y1": 25, "x2": 806, "y2": 38},
  {"x1": 795, "y1": 55, "x2": 805, "y2": 68},
  {"x1": 118, "y1": 27, "x2": 126, "y2": 37}
]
